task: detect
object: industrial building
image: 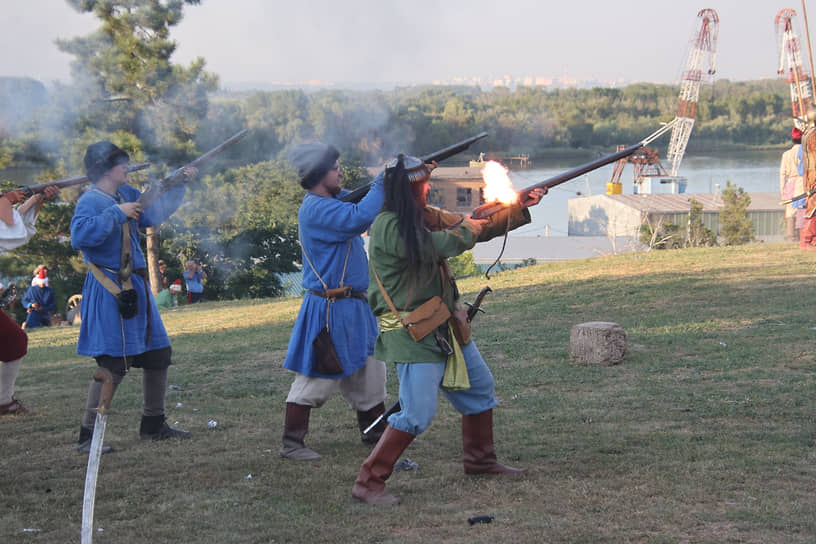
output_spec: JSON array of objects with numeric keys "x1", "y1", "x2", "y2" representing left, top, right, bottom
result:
[
  {"x1": 366, "y1": 165, "x2": 485, "y2": 211},
  {"x1": 567, "y1": 192, "x2": 785, "y2": 241}
]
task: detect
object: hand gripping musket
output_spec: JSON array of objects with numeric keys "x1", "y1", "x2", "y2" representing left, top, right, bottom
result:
[
  {"x1": 470, "y1": 121, "x2": 678, "y2": 220},
  {"x1": 136, "y1": 129, "x2": 248, "y2": 209},
  {"x1": 81, "y1": 368, "x2": 115, "y2": 544},
  {"x1": 340, "y1": 131, "x2": 489, "y2": 204},
  {"x1": 1, "y1": 163, "x2": 150, "y2": 199}
]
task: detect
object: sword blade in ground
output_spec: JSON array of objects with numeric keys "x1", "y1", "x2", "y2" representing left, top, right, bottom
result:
[
  {"x1": 81, "y1": 413, "x2": 107, "y2": 544},
  {"x1": 81, "y1": 368, "x2": 114, "y2": 544}
]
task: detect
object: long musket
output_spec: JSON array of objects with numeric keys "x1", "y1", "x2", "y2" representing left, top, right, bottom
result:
[
  {"x1": 137, "y1": 129, "x2": 248, "y2": 209},
  {"x1": 81, "y1": 368, "x2": 115, "y2": 544},
  {"x1": 470, "y1": 121, "x2": 678, "y2": 220},
  {"x1": 339, "y1": 132, "x2": 489, "y2": 204},
  {"x1": 2, "y1": 163, "x2": 150, "y2": 199}
]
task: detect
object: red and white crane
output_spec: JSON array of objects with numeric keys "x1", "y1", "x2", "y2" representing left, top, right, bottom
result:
[
  {"x1": 665, "y1": 8, "x2": 719, "y2": 179},
  {"x1": 776, "y1": 8, "x2": 813, "y2": 129},
  {"x1": 609, "y1": 9, "x2": 717, "y2": 195}
]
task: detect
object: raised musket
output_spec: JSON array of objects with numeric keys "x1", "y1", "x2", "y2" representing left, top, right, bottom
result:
[
  {"x1": 136, "y1": 129, "x2": 248, "y2": 209},
  {"x1": 2, "y1": 163, "x2": 150, "y2": 199},
  {"x1": 470, "y1": 122, "x2": 678, "y2": 220},
  {"x1": 340, "y1": 131, "x2": 489, "y2": 204}
]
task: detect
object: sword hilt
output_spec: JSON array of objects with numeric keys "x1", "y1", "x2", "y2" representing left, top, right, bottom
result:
[{"x1": 93, "y1": 368, "x2": 115, "y2": 415}]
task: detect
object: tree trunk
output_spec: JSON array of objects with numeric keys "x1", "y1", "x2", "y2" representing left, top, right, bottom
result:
[{"x1": 146, "y1": 226, "x2": 161, "y2": 296}]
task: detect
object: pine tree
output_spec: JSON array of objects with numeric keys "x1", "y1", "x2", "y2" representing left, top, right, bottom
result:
[
  {"x1": 56, "y1": 0, "x2": 218, "y2": 293},
  {"x1": 719, "y1": 181, "x2": 755, "y2": 245},
  {"x1": 685, "y1": 197, "x2": 717, "y2": 247}
]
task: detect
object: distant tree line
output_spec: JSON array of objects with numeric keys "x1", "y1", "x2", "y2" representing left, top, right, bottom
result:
[{"x1": 0, "y1": 0, "x2": 796, "y2": 307}]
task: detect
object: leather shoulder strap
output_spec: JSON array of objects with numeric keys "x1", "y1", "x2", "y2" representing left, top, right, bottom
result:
[{"x1": 370, "y1": 261, "x2": 404, "y2": 324}]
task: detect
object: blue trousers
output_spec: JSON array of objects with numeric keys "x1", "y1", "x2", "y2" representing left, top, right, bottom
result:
[{"x1": 388, "y1": 341, "x2": 499, "y2": 436}]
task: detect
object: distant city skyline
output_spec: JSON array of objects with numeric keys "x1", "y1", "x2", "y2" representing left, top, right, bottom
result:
[{"x1": 0, "y1": 1, "x2": 807, "y2": 90}]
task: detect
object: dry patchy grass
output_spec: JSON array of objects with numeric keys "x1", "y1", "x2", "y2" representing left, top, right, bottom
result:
[{"x1": 2, "y1": 242, "x2": 815, "y2": 543}]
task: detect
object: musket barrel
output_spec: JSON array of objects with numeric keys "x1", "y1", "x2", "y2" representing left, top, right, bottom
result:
[
  {"x1": 12, "y1": 162, "x2": 150, "y2": 198},
  {"x1": 420, "y1": 131, "x2": 488, "y2": 163},
  {"x1": 471, "y1": 142, "x2": 645, "y2": 220},
  {"x1": 340, "y1": 132, "x2": 489, "y2": 204},
  {"x1": 137, "y1": 129, "x2": 248, "y2": 209}
]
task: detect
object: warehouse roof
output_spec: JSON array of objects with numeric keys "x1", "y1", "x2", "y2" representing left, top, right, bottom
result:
[{"x1": 598, "y1": 192, "x2": 780, "y2": 213}]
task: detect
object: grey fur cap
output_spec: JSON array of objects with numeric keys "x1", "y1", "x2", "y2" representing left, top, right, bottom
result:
[{"x1": 287, "y1": 142, "x2": 340, "y2": 189}]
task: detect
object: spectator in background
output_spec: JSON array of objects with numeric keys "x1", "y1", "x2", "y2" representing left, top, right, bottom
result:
[
  {"x1": 155, "y1": 279, "x2": 182, "y2": 310},
  {"x1": 21, "y1": 266, "x2": 56, "y2": 329},
  {"x1": 780, "y1": 126, "x2": 805, "y2": 242},
  {"x1": 184, "y1": 260, "x2": 207, "y2": 303},
  {"x1": 158, "y1": 259, "x2": 169, "y2": 290}
]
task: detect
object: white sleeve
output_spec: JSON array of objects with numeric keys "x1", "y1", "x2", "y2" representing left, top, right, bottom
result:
[{"x1": 0, "y1": 208, "x2": 37, "y2": 253}]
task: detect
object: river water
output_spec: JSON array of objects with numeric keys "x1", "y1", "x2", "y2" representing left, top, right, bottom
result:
[
  {"x1": 2, "y1": 149, "x2": 784, "y2": 238},
  {"x1": 508, "y1": 149, "x2": 783, "y2": 237}
]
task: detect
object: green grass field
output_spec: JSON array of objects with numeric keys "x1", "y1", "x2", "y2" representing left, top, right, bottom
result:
[{"x1": 2, "y1": 242, "x2": 815, "y2": 543}]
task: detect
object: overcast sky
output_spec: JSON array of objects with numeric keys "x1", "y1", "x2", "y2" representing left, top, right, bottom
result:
[{"x1": 0, "y1": 0, "x2": 808, "y2": 88}]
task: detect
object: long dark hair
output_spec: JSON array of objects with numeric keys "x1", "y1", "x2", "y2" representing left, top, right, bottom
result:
[{"x1": 383, "y1": 155, "x2": 435, "y2": 280}]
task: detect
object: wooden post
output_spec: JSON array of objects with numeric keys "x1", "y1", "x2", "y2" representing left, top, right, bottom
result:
[{"x1": 145, "y1": 226, "x2": 161, "y2": 296}]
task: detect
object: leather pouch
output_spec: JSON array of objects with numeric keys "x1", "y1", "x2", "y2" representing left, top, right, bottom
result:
[
  {"x1": 312, "y1": 326, "x2": 344, "y2": 375},
  {"x1": 403, "y1": 296, "x2": 451, "y2": 341},
  {"x1": 116, "y1": 288, "x2": 139, "y2": 319}
]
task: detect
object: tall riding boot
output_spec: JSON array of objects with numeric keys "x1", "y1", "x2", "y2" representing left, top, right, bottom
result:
[
  {"x1": 462, "y1": 409, "x2": 527, "y2": 475},
  {"x1": 357, "y1": 402, "x2": 386, "y2": 445},
  {"x1": 139, "y1": 414, "x2": 191, "y2": 440},
  {"x1": 352, "y1": 425, "x2": 415, "y2": 505},
  {"x1": 280, "y1": 403, "x2": 321, "y2": 460}
]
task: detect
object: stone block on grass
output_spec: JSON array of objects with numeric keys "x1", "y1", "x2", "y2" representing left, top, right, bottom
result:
[{"x1": 569, "y1": 321, "x2": 626, "y2": 365}]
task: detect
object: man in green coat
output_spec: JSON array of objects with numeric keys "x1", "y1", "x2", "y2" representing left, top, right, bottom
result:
[{"x1": 352, "y1": 155, "x2": 542, "y2": 505}]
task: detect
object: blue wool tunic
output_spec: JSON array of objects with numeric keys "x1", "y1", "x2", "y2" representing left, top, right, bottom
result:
[
  {"x1": 70, "y1": 184, "x2": 185, "y2": 357},
  {"x1": 283, "y1": 175, "x2": 384, "y2": 379}
]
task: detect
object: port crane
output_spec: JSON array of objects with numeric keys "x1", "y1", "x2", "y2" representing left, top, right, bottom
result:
[
  {"x1": 607, "y1": 9, "x2": 718, "y2": 195},
  {"x1": 776, "y1": 8, "x2": 813, "y2": 129}
]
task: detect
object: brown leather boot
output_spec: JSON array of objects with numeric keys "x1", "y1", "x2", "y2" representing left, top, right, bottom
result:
[
  {"x1": 462, "y1": 409, "x2": 527, "y2": 475},
  {"x1": 357, "y1": 402, "x2": 386, "y2": 445},
  {"x1": 352, "y1": 425, "x2": 414, "y2": 505},
  {"x1": 280, "y1": 403, "x2": 321, "y2": 461}
]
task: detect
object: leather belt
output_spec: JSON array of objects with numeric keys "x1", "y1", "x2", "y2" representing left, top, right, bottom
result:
[{"x1": 309, "y1": 289, "x2": 367, "y2": 301}]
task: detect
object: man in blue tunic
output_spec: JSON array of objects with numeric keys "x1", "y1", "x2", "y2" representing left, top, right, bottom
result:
[
  {"x1": 21, "y1": 267, "x2": 56, "y2": 329},
  {"x1": 71, "y1": 141, "x2": 196, "y2": 453},
  {"x1": 279, "y1": 142, "x2": 388, "y2": 461}
]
